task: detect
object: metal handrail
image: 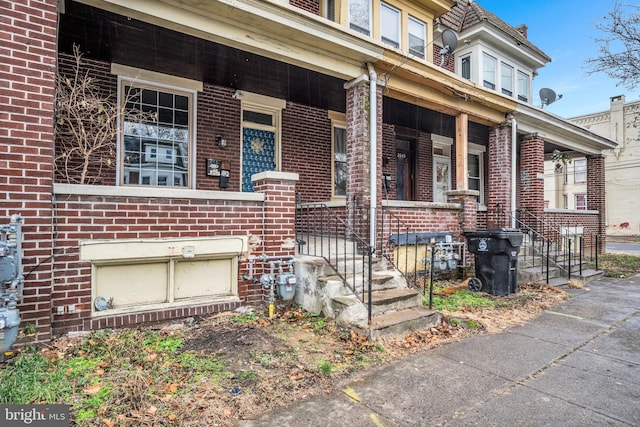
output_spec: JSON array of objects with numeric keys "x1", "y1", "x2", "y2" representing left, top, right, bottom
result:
[
  {"x1": 496, "y1": 206, "x2": 600, "y2": 282},
  {"x1": 295, "y1": 199, "x2": 374, "y2": 324},
  {"x1": 379, "y1": 208, "x2": 462, "y2": 308}
]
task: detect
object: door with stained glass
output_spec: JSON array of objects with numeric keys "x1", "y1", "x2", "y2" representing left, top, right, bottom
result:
[{"x1": 241, "y1": 127, "x2": 276, "y2": 192}]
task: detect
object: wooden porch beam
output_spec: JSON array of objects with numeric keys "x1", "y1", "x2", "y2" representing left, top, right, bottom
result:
[{"x1": 456, "y1": 113, "x2": 468, "y2": 190}]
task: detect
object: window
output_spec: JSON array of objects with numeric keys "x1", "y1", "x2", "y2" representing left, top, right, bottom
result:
[
  {"x1": 468, "y1": 153, "x2": 481, "y2": 195},
  {"x1": 461, "y1": 56, "x2": 471, "y2": 80},
  {"x1": 575, "y1": 194, "x2": 587, "y2": 210},
  {"x1": 468, "y1": 143, "x2": 485, "y2": 205},
  {"x1": 381, "y1": 3, "x2": 400, "y2": 48},
  {"x1": 321, "y1": 0, "x2": 336, "y2": 21},
  {"x1": 432, "y1": 134, "x2": 452, "y2": 203},
  {"x1": 349, "y1": 0, "x2": 371, "y2": 35},
  {"x1": 517, "y1": 71, "x2": 530, "y2": 102},
  {"x1": 501, "y1": 63, "x2": 513, "y2": 96},
  {"x1": 122, "y1": 83, "x2": 193, "y2": 187},
  {"x1": 574, "y1": 159, "x2": 586, "y2": 183},
  {"x1": 483, "y1": 53, "x2": 496, "y2": 90},
  {"x1": 333, "y1": 125, "x2": 347, "y2": 197},
  {"x1": 408, "y1": 16, "x2": 426, "y2": 59}
]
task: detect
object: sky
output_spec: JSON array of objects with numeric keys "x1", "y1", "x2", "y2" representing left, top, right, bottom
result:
[{"x1": 474, "y1": 0, "x2": 639, "y2": 118}]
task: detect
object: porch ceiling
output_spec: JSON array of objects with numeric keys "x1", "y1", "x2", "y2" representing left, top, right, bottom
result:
[
  {"x1": 60, "y1": 1, "x2": 356, "y2": 112},
  {"x1": 73, "y1": 0, "x2": 383, "y2": 80}
]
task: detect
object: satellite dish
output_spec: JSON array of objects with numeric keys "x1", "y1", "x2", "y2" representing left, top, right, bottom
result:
[
  {"x1": 440, "y1": 29, "x2": 458, "y2": 66},
  {"x1": 539, "y1": 88, "x2": 563, "y2": 108}
]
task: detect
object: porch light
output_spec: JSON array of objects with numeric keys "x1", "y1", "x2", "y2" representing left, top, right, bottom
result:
[{"x1": 217, "y1": 135, "x2": 227, "y2": 148}]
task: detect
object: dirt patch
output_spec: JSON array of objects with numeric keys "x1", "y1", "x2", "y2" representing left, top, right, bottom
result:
[
  {"x1": 167, "y1": 283, "x2": 570, "y2": 425},
  {"x1": 8, "y1": 284, "x2": 569, "y2": 426}
]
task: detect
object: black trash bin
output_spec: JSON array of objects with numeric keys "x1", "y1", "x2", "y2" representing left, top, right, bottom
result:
[{"x1": 464, "y1": 228, "x2": 523, "y2": 296}]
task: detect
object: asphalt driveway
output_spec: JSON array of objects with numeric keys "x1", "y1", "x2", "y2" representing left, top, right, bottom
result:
[{"x1": 240, "y1": 275, "x2": 640, "y2": 426}]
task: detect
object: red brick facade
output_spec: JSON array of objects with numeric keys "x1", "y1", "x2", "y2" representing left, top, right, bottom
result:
[
  {"x1": 487, "y1": 124, "x2": 512, "y2": 228},
  {"x1": 519, "y1": 134, "x2": 545, "y2": 217},
  {"x1": 1, "y1": 0, "x2": 58, "y2": 343}
]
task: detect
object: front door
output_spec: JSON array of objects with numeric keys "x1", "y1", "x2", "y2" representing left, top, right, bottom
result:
[
  {"x1": 396, "y1": 139, "x2": 415, "y2": 200},
  {"x1": 241, "y1": 127, "x2": 276, "y2": 192},
  {"x1": 434, "y1": 156, "x2": 451, "y2": 203}
]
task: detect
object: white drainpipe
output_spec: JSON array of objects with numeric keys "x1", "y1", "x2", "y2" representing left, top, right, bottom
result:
[
  {"x1": 367, "y1": 64, "x2": 377, "y2": 249},
  {"x1": 510, "y1": 114, "x2": 517, "y2": 229}
]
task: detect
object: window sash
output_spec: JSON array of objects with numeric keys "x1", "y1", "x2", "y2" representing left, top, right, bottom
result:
[
  {"x1": 517, "y1": 71, "x2": 529, "y2": 102},
  {"x1": 333, "y1": 125, "x2": 347, "y2": 197},
  {"x1": 349, "y1": 0, "x2": 371, "y2": 35},
  {"x1": 501, "y1": 63, "x2": 513, "y2": 96},
  {"x1": 575, "y1": 194, "x2": 587, "y2": 210},
  {"x1": 461, "y1": 56, "x2": 471, "y2": 80},
  {"x1": 483, "y1": 53, "x2": 496, "y2": 90},
  {"x1": 122, "y1": 83, "x2": 192, "y2": 188},
  {"x1": 574, "y1": 159, "x2": 586, "y2": 182},
  {"x1": 381, "y1": 3, "x2": 400, "y2": 48},
  {"x1": 408, "y1": 16, "x2": 425, "y2": 59}
]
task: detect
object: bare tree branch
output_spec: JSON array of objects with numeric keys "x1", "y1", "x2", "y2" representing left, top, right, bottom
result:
[
  {"x1": 585, "y1": 2, "x2": 640, "y2": 91},
  {"x1": 54, "y1": 45, "x2": 155, "y2": 184}
]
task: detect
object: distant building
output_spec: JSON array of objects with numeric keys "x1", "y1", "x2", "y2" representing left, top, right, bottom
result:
[{"x1": 545, "y1": 95, "x2": 640, "y2": 236}]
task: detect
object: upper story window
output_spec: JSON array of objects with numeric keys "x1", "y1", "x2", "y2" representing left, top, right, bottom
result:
[
  {"x1": 408, "y1": 16, "x2": 426, "y2": 59},
  {"x1": 381, "y1": 3, "x2": 401, "y2": 48},
  {"x1": 461, "y1": 55, "x2": 471, "y2": 80},
  {"x1": 349, "y1": 0, "x2": 371, "y2": 36},
  {"x1": 322, "y1": 0, "x2": 336, "y2": 21},
  {"x1": 575, "y1": 194, "x2": 587, "y2": 210},
  {"x1": 517, "y1": 71, "x2": 530, "y2": 102},
  {"x1": 574, "y1": 159, "x2": 586, "y2": 183},
  {"x1": 501, "y1": 63, "x2": 513, "y2": 96},
  {"x1": 121, "y1": 83, "x2": 193, "y2": 188},
  {"x1": 482, "y1": 53, "x2": 497, "y2": 90}
]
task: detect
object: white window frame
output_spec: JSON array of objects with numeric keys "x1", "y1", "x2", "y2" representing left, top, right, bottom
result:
[
  {"x1": 574, "y1": 158, "x2": 586, "y2": 183},
  {"x1": 517, "y1": 70, "x2": 530, "y2": 102},
  {"x1": 575, "y1": 194, "x2": 587, "y2": 210},
  {"x1": 432, "y1": 134, "x2": 453, "y2": 203},
  {"x1": 117, "y1": 78, "x2": 197, "y2": 189},
  {"x1": 483, "y1": 53, "x2": 497, "y2": 90},
  {"x1": 461, "y1": 55, "x2": 471, "y2": 80},
  {"x1": 329, "y1": 111, "x2": 347, "y2": 199},
  {"x1": 408, "y1": 15, "x2": 426, "y2": 59},
  {"x1": 501, "y1": 62, "x2": 513, "y2": 97},
  {"x1": 349, "y1": 0, "x2": 371, "y2": 36},
  {"x1": 468, "y1": 142, "x2": 485, "y2": 205},
  {"x1": 380, "y1": 2, "x2": 400, "y2": 49}
]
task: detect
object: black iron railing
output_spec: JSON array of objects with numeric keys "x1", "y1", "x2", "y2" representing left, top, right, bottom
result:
[
  {"x1": 295, "y1": 197, "x2": 374, "y2": 324},
  {"x1": 379, "y1": 208, "x2": 464, "y2": 308},
  {"x1": 496, "y1": 206, "x2": 600, "y2": 282}
]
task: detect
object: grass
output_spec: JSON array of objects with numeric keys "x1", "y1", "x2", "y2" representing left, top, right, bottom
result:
[
  {"x1": 428, "y1": 290, "x2": 496, "y2": 311},
  {"x1": 0, "y1": 328, "x2": 231, "y2": 425},
  {"x1": 592, "y1": 253, "x2": 640, "y2": 278}
]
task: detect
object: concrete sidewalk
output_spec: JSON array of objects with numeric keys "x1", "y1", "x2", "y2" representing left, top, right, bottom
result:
[{"x1": 239, "y1": 276, "x2": 640, "y2": 426}]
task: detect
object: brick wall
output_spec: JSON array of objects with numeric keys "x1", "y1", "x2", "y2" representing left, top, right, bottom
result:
[
  {"x1": 1, "y1": 0, "x2": 58, "y2": 343},
  {"x1": 587, "y1": 155, "x2": 606, "y2": 251},
  {"x1": 282, "y1": 102, "x2": 332, "y2": 202},
  {"x1": 197, "y1": 84, "x2": 242, "y2": 191},
  {"x1": 289, "y1": 0, "x2": 320, "y2": 15},
  {"x1": 56, "y1": 53, "x2": 117, "y2": 184},
  {"x1": 487, "y1": 125, "x2": 511, "y2": 227},
  {"x1": 50, "y1": 192, "x2": 266, "y2": 334},
  {"x1": 433, "y1": 45, "x2": 455, "y2": 73},
  {"x1": 519, "y1": 134, "x2": 544, "y2": 217}
]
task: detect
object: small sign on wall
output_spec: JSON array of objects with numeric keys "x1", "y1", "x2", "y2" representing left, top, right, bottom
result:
[{"x1": 206, "y1": 159, "x2": 221, "y2": 177}]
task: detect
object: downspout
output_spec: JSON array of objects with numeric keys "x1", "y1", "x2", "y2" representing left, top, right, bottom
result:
[
  {"x1": 367, "y1": 64, "x2": 377, "y2": 249},
  {"x1": 510, "y1": 114, "x2": 517, "y2": 229}
]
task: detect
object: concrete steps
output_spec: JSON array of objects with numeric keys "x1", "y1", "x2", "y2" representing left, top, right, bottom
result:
[{"x1": 294, "y1": 255, "x2": 440, "y2": 340}]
